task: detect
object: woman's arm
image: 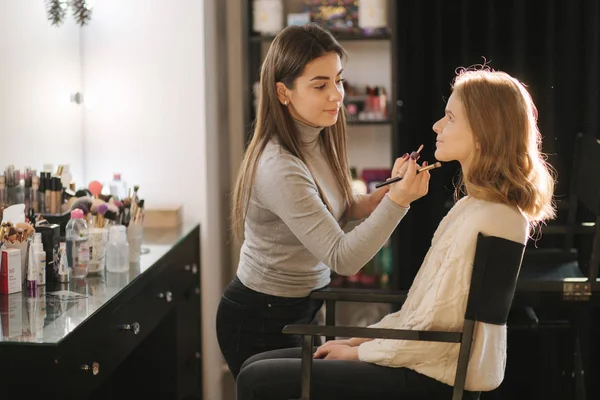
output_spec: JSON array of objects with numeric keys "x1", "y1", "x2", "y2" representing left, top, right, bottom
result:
[
  {"x1": 255, "y1": 153, "x2": 409, "y2": 276},
  {"x1": 346, "y1": 187, "x2": 389, "y2": 221},
  {"x1": 348, "y1": 337, "x2": 374, "y2": 346}
]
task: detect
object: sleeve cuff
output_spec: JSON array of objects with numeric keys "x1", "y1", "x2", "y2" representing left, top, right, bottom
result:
[
  {"x1": 382, "y1": 195, "x2": 410, "y2": 214},
  {"x1": 358, "y1": 340, "x2": 390, "y2": 365}
]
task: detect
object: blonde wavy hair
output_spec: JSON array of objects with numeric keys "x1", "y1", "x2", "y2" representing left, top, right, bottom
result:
[{"x1": 452, "y1": 68, "x2": 556, "y2": 224}]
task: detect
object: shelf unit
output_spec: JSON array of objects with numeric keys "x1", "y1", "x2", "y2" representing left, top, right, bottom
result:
[
  {"x1": 249, "y1": 30, "x2": 392, "y2": 42},
  {"x1": 241, "y1": 0, "x2": 401, "y2": 290}
]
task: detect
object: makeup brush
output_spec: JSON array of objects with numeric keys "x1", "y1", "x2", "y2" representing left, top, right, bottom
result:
[
  {"x1": 16, "y1": 222, "x2": 35, "y2": 239},
  {"x1": 410, "y1": 144, "x2": 424, "y2": 160},
  {"x1": 90, "y1": 198, "x2": 106, "y2": 214},
  {"x1": 75, "y1": 189, "x2": 91, "y2": 197},
  {"x1": 98, "y1": 194, "x2": 113, "y2": 203},
  {"x1": 96, "y1": 203, "x2": 108, "y2": 228},
  {"x1": 393, "y1": 144, "x2": 425, "y2": 180},
  {"x1": 112, "y1": 200, "x2": 125, "y2": 224},
  {"x1": 88, "y1": 180, "x2": 103, "y2": 198},
  {"x1": 106, "y1": 202, "x2": 120, "y2": 217},
  {"x1": 130, "y1": 185, "x2": 140, "y2": 224},
  {"x1": 133, "y1": 199, "x2": 145, "y2": 224},
  {"x1": 70, "y1": 196, "x2": 93, "y2": 215},
  {"x1": 104, "y1": 208, "x2": 119, "y2": 222},
  {"x1": 375, "y1": 162, "x2": 443, "y2": 189}
]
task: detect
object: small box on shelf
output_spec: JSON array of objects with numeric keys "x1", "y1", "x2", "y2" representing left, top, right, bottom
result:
[{"x1": 142, "y1": 205, "x2": 182, "y2": 229}]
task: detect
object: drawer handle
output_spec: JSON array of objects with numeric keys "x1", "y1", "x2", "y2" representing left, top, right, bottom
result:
[
  {"x1": 80, "y1": 362, "x2": 100, "y2": 376},
  {"x1": 118, "y1": 322, "x2": 140, "y2": 335},
  {"x1": 157, "y1": 291, "x2": 173, "y2": 303}
]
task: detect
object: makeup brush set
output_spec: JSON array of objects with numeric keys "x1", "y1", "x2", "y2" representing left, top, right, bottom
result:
[
  {"x1": 67, "y1": 181, "x2": 144, "y2": 229},
  {"x1": 375, "y1": 144, "x2": 443, "y2": 189}
]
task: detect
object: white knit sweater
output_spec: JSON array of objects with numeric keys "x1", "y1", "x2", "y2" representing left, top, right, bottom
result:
[{"x1": 358, "y1": 196, "x2": 528, "y2": 391}]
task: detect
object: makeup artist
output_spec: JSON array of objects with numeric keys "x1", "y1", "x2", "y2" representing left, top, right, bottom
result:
[{"x1": 216, "y1": 23, "x2": 430, "y2": 379}]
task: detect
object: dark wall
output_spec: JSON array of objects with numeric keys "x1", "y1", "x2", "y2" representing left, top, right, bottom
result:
[
  {"x1": 390, "y1": 1, "x2": 599, "y2": 398},
  {"x1": 392, "y1": 0, "x2": 599, "y2": 289}
]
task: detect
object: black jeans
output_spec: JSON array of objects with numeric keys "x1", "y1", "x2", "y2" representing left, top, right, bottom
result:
[
  {"x1": 237, "y1": 347, "x2": 482, "y2": 400},
  {"x1": 216, "y1": 276, "x2": 324, "y2": 379}
]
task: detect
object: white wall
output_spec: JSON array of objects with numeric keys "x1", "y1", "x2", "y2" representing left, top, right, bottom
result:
[
  {"x1": 80, "y1": 0, "x2": 205, "y2": 224},
  {"x1": 80, "y1": 3, "x2": 224, "y2": 399},
  {"x1": 202, "y1": 0, "x2": 227, "y2": 397},
  {"x1": 0, "y1": 1, "x2": 83, "y2": 184}
]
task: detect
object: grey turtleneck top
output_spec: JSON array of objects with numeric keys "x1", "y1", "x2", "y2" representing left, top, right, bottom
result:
[{"x1": 236, "y1": 119, "x2": 409, "y2": 297}]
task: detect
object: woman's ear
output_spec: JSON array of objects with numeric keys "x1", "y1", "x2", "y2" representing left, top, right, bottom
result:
[{"x1": 275, "y1": 82, "x2": 290, "y2": 106}]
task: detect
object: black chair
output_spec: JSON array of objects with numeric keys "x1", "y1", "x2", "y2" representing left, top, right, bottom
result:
[
  {"x1": 517, "y1": 132, "x2": 600, "y2": 294},
  {"x1": 512, "y1": 133, "x2": 600, "y2": 400},
  {"x1": 283, "y1": 233, "x2": 526, "y2": 400}
]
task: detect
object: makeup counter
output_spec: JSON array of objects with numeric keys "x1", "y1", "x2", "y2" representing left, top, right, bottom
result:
[{"x1": 0, "y1": 165, "x2": 202, "y2": 399}]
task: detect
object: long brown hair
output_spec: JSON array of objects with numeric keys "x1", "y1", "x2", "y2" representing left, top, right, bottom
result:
[
  {"x1": 231, "y1": 24, "x2": 353, "y2": 240},
  {"x1": 452, "y1": 69, "x2": 556, "y2": 223}
]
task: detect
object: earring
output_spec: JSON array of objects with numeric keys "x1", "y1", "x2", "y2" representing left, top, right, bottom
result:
[{"x1": 283, "y1": 100, "x2": 288, "y2": 106}]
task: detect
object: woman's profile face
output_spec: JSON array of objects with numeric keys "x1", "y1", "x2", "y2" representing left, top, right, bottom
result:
[
  {"x1": 282, "y1": 52, "x2": 345, "y2": 128},
  {"x1": 432, "y1": 92, "x2": 476, "y2": 170}
]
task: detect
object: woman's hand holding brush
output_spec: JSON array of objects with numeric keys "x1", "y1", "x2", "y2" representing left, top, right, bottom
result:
[
  {"x1": 386, "y1": 151, "x2": 431, "y2": 208},
  {"x1": 376, "y1": 144, "x2": 442, "y2": 190}
]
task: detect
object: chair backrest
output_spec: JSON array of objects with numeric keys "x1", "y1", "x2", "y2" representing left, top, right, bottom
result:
[
  {"x1": 574, "y1": 133, "x2": 600, "y2": 217},
  {"x1": 573, "y1": 133, "x2": 600, "y2": 281},
  {"x1": 521, "y1": 133, "x2": 600, "y2": 281},
  {"x1": 452, "y1": 233, "x2": 525, "y2": 400},
  {"x1": 527, "y1": 133, "x2": 595, "y2": 254},
  {"x1": 465, "y1": 233, "x2": 526, "y2": 325}
]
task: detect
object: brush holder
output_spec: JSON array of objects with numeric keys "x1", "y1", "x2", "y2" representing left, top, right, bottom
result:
[
  {"x1": 127, "y1": 224, "x2": 143, "y2": 263},
  {"x1": 87, "y1": 228, "x2": 108, "y2": 274}
]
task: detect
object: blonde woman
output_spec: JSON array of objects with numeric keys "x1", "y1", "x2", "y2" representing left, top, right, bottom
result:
[
  {"x1": 216, "y1": 23, "x2": 430, "y2": 379},
  {"x1": 236, "y1": 69, "x2": 556, "y2": 399}
]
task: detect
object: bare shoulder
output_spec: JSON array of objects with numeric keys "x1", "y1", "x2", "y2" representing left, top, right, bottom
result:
[{"x1": 475, "y1": 201, "x2": 529, "y2": 245}]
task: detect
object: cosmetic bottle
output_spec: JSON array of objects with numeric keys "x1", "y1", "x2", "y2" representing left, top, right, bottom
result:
[
  {"x1": 33, "y1": 233, "x2": 46, "y2": 286},
  {"x1": 58, "y1": 242, "x2": 70, "y2": 283},
  {"x1": 38, "y1": 173, "x2": 46, "y2": 213},
  {"x1": 52, "y1": 177, "x2": 62, "y2": 214},
  {"x1": 109, "y1": 173, "x2": 128, "y2": 200},
  {"x1": 26, "y1": 251, "x2": 37, "y2": 294},
  {"x1": 44, "y1": 174, "x2": 52, "y2": 214},
  {"x1": 0, "y1": 175, "x2": 5, "y2": 208},
  {"x1": 66, "y1": 209, "x2": 90, "y2": 279},
  {"x1": 60, "y1": 164, "x2": 72, "y2": 189},
  {"x1": 31, "y1": 175, "x2": 39, "y2": 213},
  {"x1": 350, "y1": 167, "x2": 367, "y2": 195},
  {"x1": 106, "y1": 225, "x2": 130, "y2": 273}
]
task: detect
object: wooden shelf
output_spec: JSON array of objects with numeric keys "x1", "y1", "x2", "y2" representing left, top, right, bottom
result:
[{"x1": 250, "y1": 30, "x2": 391, "y2": 43}]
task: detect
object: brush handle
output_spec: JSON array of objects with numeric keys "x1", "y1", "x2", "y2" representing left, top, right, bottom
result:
[
  {"x1": 375, "y1": 176, "x2": 402, "y2": 189},
  {"x1": 375, "y1": 163, "x2": 440, "y2": 189}
]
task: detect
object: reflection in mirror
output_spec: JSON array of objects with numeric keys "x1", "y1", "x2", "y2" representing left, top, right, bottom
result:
[{"x1": 0, "y1": 2, "x2": 84, "y2": 193}]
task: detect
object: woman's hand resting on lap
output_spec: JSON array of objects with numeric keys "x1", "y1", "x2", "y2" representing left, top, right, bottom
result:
[{"x1": 313, "y1": 344, "x2": 359, "y2": 361}]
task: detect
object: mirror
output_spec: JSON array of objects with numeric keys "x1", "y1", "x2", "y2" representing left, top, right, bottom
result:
[{"x1": 0, "y1": 2, "x2": 84, "y2": 185}]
